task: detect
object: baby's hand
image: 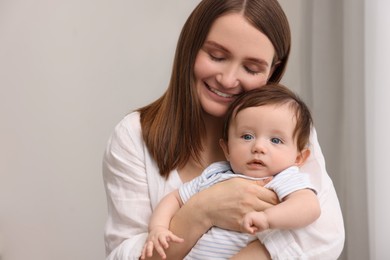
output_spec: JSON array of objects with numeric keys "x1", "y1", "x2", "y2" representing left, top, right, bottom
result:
[
  {"x1": 241, "y1": 211, "x2": 269, "y2": 234},
  {"x1": 141, "y1": 226, "x2": 184, "y2": 259}
]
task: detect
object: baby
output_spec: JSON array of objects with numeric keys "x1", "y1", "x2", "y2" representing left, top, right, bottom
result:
[{"x1": 142, "y1": 83, "x2": 321, "y2": 259}]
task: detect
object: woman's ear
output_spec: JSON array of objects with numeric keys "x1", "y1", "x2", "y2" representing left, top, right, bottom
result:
[
  {"x1": 295, "y1": 148, "x2": 310, "y2": 166},
  {"x1": 219, "y1": 138, "x2": 230, "y2": 161}
]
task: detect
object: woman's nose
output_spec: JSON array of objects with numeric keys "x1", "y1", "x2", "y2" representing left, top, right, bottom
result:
[{"x1": 216, "y1": 64, "x2": 240, "y2": 89}]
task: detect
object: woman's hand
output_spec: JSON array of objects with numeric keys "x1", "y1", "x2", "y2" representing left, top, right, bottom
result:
[
  {"x1": 158, "y1": 177, "x2": 277, "y2": 259},
  {"x1": 195, "y1": 177, "x2": 278, "y2": 232}
]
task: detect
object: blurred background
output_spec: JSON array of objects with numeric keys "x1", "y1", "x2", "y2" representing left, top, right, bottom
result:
[{"x1": 0, "y1": 0, "x2": 389, "y2": 259}]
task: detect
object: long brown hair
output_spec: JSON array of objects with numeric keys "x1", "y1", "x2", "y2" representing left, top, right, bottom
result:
[{"x1": 138, "y1": 0, "x2": 291, "y2": 178}]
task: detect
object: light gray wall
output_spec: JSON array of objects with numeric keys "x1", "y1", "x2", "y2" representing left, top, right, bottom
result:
[
  {"x1": 0, "y1": 1, "x2": 327, "y2": 260},
  {"x1": 365, "y1": 1, "x2": 390, "y2": 259},
  {"x1": 0, "y1": 1, "x2": 200, "y2": 260}
]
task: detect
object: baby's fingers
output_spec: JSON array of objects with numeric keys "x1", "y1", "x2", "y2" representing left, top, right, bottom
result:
[
  {"x1": 154, "y1": 245, "x2": 167, "y2": 259},
  {"x1": 141, "y1": 241, "x2": 154, "y2": 259},
  {"x1": 152, "y1": 238, "x2": 167, "y2": 258},
  {"x1": 241, "y1": 219, "x2": 255, "y2": 234},
  {"x1": 156, "y1": 235, "x2": 170, "y2": 249},
  {"x1": 246, "y1": 226, "x2": 258, "y2": 234},
  {"x1": 168, "y1": 234, "x2": 184, "y2": 243}
]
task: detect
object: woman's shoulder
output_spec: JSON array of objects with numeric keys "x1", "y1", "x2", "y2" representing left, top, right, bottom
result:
[
  {"x1": 114, "y1": 111, "x2": 141, "y2": 134},
  {"x1": 108, "y1": 111, "x2": 144, "y2": 150},
  {"x1": 119, "y1": 111, "x2": 141, "y2": 128}
]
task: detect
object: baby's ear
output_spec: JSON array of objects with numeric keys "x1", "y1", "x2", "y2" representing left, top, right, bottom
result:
[
  {"x1": 295, "y1": 148, "x2": 310, "y2": 166},
  {"x1": 219, "y1": 138, "x2": 230, "y2": 161}
]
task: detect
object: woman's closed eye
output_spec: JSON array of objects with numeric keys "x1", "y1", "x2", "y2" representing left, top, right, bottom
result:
[
  {"x1": 243, "y1": 61, "x2": 267, "y2": 75},
  {"x1": 209, "y1": 55, "x2": 264, "y2": 75},
  {"x1": 244, "y1": 66, "x2": 259, "y2": 75},
  {"x1": 207, "y1": 48, "x2": 227, "y2": 62},
  {"x1": 209, "y1": 53, "x2": 225, "y2": 62}
]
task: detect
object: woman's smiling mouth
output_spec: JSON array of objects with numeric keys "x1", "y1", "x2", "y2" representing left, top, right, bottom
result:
[{"x1": 206, "y1": 83, "x2": 238, "y2": 98}]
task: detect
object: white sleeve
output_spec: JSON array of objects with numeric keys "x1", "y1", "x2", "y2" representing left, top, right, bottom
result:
[
  {"x1": 265, "y1": 166, "x2": 316, "y2": 200},
  {"x1": 258, "y1": 128, "x2": 345, "y2": 259},
  {"x1": 102, "y1": 113, "x2": 151, "y2": 259}
]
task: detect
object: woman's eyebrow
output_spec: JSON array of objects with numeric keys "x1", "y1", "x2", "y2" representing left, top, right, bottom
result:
[
  {"x1": 246, "y1": 57, "x2": 269, "y2": 67},
  {"x1": 204, "y1": 41, "x2": 229, "y2": 53}
]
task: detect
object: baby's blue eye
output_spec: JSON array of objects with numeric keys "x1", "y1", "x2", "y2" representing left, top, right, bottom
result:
[
  {"x1": 242, "y1": 134, "x2": 254, "y2": 140},
  {"x1": 271, "y1": 138, "x2": 282, "y2": 144}
]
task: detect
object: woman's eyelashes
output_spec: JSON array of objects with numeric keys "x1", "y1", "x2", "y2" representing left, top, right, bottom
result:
[
  {"x1": 244, "y1": 62, "x2": 267, "y2": 75},
  {"x1": 209, "y1": 53, "x2": 225, "y2": 62},
  {"x1": 244, "y1": 66, "x2": 260, "y2": 75},
  {"x1": 208, "y1": 52, "x2": 263, "y2": 76}
]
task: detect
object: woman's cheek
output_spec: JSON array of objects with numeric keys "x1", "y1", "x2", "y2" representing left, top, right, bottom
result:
[
  {"x1": 194, "y1": 53, "x2": 214, "y2": 78},
  {"x1": 242, "y1": 77, "x2": 269, "y2": 92}
]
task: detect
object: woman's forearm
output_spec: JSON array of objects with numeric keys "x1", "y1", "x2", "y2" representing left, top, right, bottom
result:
[
  {"x1": 231, "y1": 240, "x2": 271, "y2": 260},
  {"x1": 145, "y1": 178, "x2": 278, "y2": 259}
]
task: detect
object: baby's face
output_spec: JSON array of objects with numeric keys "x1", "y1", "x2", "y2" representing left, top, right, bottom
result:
[{"x1": 221, "y1": 104, "x2": 301, "y2": 178}]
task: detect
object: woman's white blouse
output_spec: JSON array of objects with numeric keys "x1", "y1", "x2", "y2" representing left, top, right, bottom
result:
[{"x1": 103, "y1": 112, "x2": 345, "y2": 260}]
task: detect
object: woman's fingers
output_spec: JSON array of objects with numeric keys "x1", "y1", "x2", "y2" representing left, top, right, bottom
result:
[
  {"x1": 254, "y1": 176, "x2": 273, "y2": 186},
  {"x1": 192, "y1": 177, "x2": 278, "y2": 232},
  {"x1": 252, "y1": 181, "x2": 279, "y2": 205},
  {"x1": 248, "y1": 199, "x2": 271, "y2": 213}
]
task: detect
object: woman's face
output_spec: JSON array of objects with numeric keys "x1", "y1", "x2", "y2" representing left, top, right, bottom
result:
[{"x1": 194, "y1": 13, "x2": 276, "y2": 118}]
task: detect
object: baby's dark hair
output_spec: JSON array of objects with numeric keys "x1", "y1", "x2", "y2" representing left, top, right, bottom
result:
[{"x1": 222, "y1": 83, "x2": 313, "y2": 152}]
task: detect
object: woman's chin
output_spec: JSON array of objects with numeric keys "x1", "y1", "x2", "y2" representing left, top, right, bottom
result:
[{"x1": 202, "y1": 107, "x2": 228, "y2": 119}]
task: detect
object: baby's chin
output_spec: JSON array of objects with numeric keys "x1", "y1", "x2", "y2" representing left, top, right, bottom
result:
[{"x1": 237, "y1": 168, "x2": 271, "y2": 179}]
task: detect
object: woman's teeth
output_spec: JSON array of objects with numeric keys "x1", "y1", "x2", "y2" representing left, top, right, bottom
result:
[{"x1": 209, "y1": 87, "x2": 234, "y2": 98}]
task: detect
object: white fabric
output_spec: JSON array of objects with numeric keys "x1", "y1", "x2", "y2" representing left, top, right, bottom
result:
[
  {"x1": 103, "y1": 111, "x2": 345, "y2": 259},
  {"x1": 180, "y1": 161, "x2": 316, "y2": 259},
  {"x1": 264, "y1": 166, "x2": 316, "y2": 200}
]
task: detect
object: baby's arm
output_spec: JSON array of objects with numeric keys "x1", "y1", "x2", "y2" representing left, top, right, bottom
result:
[
  {"x1": 242, "y1": 189, "x2": 320, "y2": 234},
  {"x1": 141, "y1": 190, "x2": 184, "y2": 259}
]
